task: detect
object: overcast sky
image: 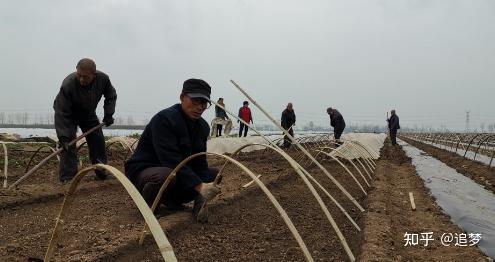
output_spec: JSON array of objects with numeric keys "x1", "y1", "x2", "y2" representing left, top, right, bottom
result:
[{"x1": 0, "y1": 0, "x2": 494, "y2": 131}]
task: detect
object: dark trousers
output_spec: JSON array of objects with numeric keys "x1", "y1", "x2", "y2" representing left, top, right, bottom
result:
[
  {"x1": 216, "y1": 124, "x2": 223, "y2": 137},
  {"x1": 333, "y1": 128, "x2": 344, "y2": 147},
  {"x1": 239, "y1": 123, "x2": 249, "y2": 137},
  {"x1": 334, "y1": 128, "x2": 344, "y2": 140},
  {"x1": 58, "y1": 119, "x2": 107, "y2": 181},
  {"x1": 390, "y1": 129, "x2": 398, "y2": 145},
  {"x1": 283, "y1": 128, "x2": 294, "y2": 147},
  {"x1": 135, "y1": 166, "x2": 219, "y2": 206}
]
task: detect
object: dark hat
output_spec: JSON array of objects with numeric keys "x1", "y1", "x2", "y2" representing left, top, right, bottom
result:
[{"x1": 182, "y1": 78, "x2": 211, "y2": 100}]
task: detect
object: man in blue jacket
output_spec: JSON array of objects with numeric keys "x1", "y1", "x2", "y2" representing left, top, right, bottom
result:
[
  {"x1": 125, "y1": 79, "x2": 220, "y2": 222},
  {"x1": 387, "y1": 109, "x2": 400, "y2": 145}
]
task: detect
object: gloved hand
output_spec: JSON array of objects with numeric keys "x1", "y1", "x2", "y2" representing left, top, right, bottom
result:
[
  {"x1": 58, "y1": 137, "x2": 70, "y2": 151},
  {"x1": 103, "y1": 115, "x2": 114, "y2": 127},
  {"x1": 200, "y1": 182, "x2": 221, "y2": 201},
  {"x1": 193, "y1": 182, "x2": 221, "y2": 223}
]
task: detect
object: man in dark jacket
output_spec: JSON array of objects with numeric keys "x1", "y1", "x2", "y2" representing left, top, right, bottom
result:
[
  {"x1": 281, "y1": 103, "x2": 296, "y2": 148},
  {"x1": 53, "y1": 58, "x2": 117, "y2": 183},
  {"x1": 125, "y1": 78, "x2": 220, "y2": 222},
  {"x1": 387, "y1": 109, "x2": 400, "y2": 145},
  {"x1": 327, "y1": 107, "x2": 346, "y2": 142}
]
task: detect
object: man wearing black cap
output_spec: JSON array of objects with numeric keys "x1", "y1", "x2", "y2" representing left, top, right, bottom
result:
[{"x1": 125, "y1": 78, "x2": 220, "y2": 222}]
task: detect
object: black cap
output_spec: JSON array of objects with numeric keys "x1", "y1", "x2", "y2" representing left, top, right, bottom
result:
[{"x1": 182, "y1": 78, "x2": 211, "y2": 100}]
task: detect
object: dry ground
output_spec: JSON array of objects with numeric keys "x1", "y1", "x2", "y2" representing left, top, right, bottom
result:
[{"x1": 0, "y1": 141, "x2": 490, "y2": 261}]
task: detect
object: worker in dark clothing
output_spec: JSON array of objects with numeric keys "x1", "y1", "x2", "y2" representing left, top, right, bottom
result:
[
  {"x1": 125, "y1": 78, "x2": 220, "y2": 222},
  {"x1": 281, "y1": 103, "x2": 296, "y2": 148},
  {"x1": 214, "y1": 98, "x2": 228, "y2": 137},
  {"x1": 327, "y1": 107, "x2": 346, "y2": 144},
  {"x1": 53, "y1": 58, "x2": 117, "y2": 183},
  {"x1": 387, "y1": 109, "x2": 400, "y2": 145},
  {"x1": 238, "y1": 101, "x2": 253, "y2": 137}
]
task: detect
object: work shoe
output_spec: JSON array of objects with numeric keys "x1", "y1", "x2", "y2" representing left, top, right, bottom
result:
[
  {"x1": 94, "y1": 169, "x2": 108, "y2": 181},
  {"x1": 59, "y1": 178, "x2": 72, "y2": 185},
  {"x1": 163, "y1": 201, "x2": 186, "y2": 211},
  {"x1": 192, "y1": 194, "x2": 208, "y2": 223}
]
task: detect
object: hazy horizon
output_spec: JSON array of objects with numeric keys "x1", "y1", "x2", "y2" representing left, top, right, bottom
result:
[{"x1": 1, "y1": 0, "x2": 494, "y2": 132}]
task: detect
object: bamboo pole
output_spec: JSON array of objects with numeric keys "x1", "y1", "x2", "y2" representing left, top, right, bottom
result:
[
  {"x1": 10, "y1": 123, "x2": 105, "y2": 189},
  {"x1": 409, "y1": 192, "x2": 416, "y2": 211},
  {"x1": 140, "y1": 152, "x2": 315, "y2": 262},
  {"x1": 44, "y1": 164, "x2": 177, "y2": 262},
  {"x1": 208, "y1": 103, "x2": 358, "y2": 260},
  {"x1": 1, "y1": 142, "x2": 8, "y2": 188},
  {"x1": 230, "y1": 79, "x2": 364, "y2": 213},
  {"x1": 215, "y1": 142, "x2": 361, "y2": 232},
  {"x1": 330, "y1": 144, "x2": 371, "y2": 186}
]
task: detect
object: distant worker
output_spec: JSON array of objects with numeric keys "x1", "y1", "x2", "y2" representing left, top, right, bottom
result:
[
  {"x1": 53, "y1": 58, "x2": 117, "y2": 183},
  {"x1": 238, "y1": 101, "x2": 253, "y2": 137},
  {"x1": 214, "y1": 98, "x2": 229, "y2": 137},
  {"x1": 327, "y1": 107, "x2": 346, "y2": 144},
  {"x1": 125, "y1": 79, "x2": 220, "y2": 222},
  {"x1": 281, "y1": 103, "x2": 296, "y2": 148},
  {"x1": 387, "y1": 109, "x2": 400, "y2": 145}
]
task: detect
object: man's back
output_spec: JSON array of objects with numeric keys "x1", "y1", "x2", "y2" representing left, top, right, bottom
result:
[
  {"x1": 281, "y1": 109, "x2": 296, "y2": 128},
  {"x1": 388, "y1": 114, "x2": 400, "y2": 130},
  {"x1": 330, "y1": 110, "x2": 346, "y2": 130}
]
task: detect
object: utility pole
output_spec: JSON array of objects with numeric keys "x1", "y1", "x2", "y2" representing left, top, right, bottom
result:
[{"x1": 465, "y1": 110, "x2": 470, "y2": 133}]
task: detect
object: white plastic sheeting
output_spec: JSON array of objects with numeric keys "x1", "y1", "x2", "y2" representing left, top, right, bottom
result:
[
  {"x1": 400, "y1": 140, "x2": 495, "y2": 258},
  {"x1": 207, "y1": 133, "x2": 387, "y2": 156},
  {"x1": 207, "y1": 136, "x2": 277, "y2": 154},
  {"x1": 421, "y1": 141, "x2": 494, "y2": 167},
  {"x1": 341, "y1": 133, "x2": 387, "y2": 159}
]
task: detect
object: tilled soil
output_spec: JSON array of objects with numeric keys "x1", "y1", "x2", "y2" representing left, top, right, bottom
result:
[
  {"x1": 1, "y1": 145, "x2": 368, "y2": 261},
  {"x1": 0, "y1": 141, "x2": 490, "y2": 261},
  {"x1": 358, "y1": 142, "x2": 488, "y2": 261},
  {"x1": 402, "y1": 137, "x2": 495, "y2": 195}
]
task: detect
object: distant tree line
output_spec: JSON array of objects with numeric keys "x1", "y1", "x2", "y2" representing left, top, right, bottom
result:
[
  {"x1": 1, "y1": 112, "x2": 494, "y2": 133},
  {"x1": 0, "y1": 112, "x2": 145, "y2": 129}
]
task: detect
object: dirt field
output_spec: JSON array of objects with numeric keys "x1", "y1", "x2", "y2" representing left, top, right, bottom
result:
[{"x1": 0, "y1": 140, "x2": 490, "y2": 261}]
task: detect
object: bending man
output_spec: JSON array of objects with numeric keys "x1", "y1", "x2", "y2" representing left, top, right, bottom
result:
[
  {"x1": 327, "y1": 107, "x2": 346, "y2": 145},
  {"x1": 53, "y1": 58, "x2": 116, "y2": 183},
  {"x1": 281, "y1": 103, "x2": 296, "y2": 148}
]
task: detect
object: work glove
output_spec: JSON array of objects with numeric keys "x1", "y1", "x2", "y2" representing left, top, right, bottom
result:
[
  {"x1": 58, "y1": 137, "x2": 70, "y2": 151},
  {"x1": 200, "y1": 182, "x2": 221, "y2": 201},
  {"x1": 192, "y1": 182, "x2": 221, "y2": 223},
  {"x1": 103, "y1": 115, "x2": 114, "y2": 127}
]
